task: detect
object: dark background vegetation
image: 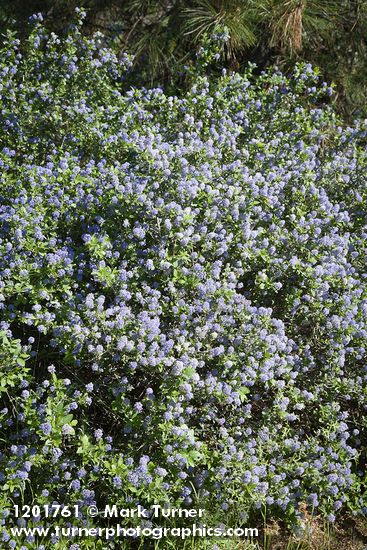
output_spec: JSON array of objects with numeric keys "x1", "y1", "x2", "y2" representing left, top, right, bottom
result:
[{"x1": 0, "y1": 0, "x2": 366, "y2": 117}]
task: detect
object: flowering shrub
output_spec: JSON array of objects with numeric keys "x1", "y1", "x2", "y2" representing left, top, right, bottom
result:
[{"x1": 0, "y1": 11, "x2": 367, "y2": 548}]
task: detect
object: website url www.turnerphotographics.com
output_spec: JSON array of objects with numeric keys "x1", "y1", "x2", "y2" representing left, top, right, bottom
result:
[{"x1": 6, "y1": 504, "x2": 259, "y2": 541}]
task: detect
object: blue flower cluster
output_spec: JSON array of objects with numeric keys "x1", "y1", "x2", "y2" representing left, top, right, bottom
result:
[{"x1": 0, "y1": 12, "x2": 366, "y2": 547}]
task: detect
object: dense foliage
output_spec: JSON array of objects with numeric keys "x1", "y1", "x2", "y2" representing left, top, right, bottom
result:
[
  {"x1": 1, "y1": 0, "x2": 367, "y2": 117},
  {"x1": 0, "y1": 11, "x2": 367, "y2": 549}
]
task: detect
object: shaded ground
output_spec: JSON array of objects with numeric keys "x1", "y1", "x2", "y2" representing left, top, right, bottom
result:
[{"x1": 261, "y1": 515, "x2": 367, "y2": 550}]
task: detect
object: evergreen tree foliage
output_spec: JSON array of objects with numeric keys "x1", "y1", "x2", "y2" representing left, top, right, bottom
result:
[{"x1": 0, "y1": 1, "x2": 366, "y2": 115}]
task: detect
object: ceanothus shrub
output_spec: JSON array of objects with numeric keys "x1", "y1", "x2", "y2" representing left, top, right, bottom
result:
[{"x1": 0, "y1": 9, "x2": 367, "y2": 547}]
